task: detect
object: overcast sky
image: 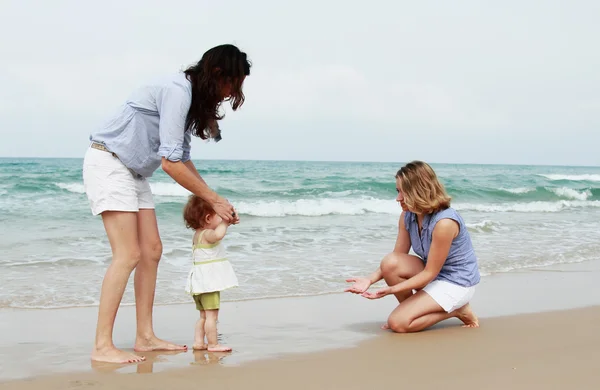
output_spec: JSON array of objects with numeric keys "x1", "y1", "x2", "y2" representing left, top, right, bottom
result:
[{"x1": 1, "y1": 0, "x2": 598, "y2": 165}]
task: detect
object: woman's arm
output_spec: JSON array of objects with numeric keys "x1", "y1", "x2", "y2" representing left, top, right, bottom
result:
[
  {"x1": 393, "y1": 211, "x2": 411, "y2": 254},
  {"x1": 182, "y1": 160, "x2": 239, "y2": 224},
  {"x1": 183, "y1": 160, "x2": 207, "y2": 183},
  {"x1": 162, "y1": 159, "x2": 235, "y2": 223},
  {"x1": 156, "y1": 79, "x2": 235, "y2": 223},
  {"x1": 363, "y1": 218, "x2": 459, "y2": 299}
]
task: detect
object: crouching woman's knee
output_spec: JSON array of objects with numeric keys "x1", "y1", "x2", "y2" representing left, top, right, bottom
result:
[
  {"x1": 387, "y1": 317, "x2": 411, "y2": 333},
  {"x1": 380, "y1": 253, "x2": 398, "y2": 277}
]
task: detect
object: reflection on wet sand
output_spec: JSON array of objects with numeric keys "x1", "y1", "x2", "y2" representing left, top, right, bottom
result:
[
  {"x1": 191, "y1": 350, "x2": 231, "y2": 366},
  {"x1": 90, "y1": 350, "x2": 188, "y2": 374}
]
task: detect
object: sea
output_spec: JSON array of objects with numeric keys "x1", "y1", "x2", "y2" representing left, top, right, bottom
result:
[{"x1": 1, "y1": 158, "x2": 600, "y2": 309}]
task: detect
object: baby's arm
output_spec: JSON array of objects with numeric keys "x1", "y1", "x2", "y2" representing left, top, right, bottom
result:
[{"x1": 202, "y1": 222, "x2": 230, "y2": 244}]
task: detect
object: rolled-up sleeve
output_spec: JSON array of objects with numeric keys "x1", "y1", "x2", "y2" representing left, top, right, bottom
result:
[
  {"x1": 156, "y1": 78, "x2": 192, "y2": 162},
  {"x1": 181, "y1": 130, "x2": 192, "y2": 162}
]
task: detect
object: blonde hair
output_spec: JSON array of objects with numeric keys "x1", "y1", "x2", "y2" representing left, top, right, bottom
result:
[{"x1": 395, "y1": 161, "x2": 451, "y2": 214}]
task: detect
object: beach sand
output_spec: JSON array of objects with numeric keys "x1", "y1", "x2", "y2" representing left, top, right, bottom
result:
[{"x1": 1, "y1": 260, "x2": 599, "y2": 389}]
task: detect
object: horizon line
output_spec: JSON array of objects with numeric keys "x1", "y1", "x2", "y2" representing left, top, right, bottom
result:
[{"x1": 0, "y1": 156, "x2": 599, "y2": 168}]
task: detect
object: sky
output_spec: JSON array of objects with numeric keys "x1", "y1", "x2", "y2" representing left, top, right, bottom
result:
[{"x1": 0, "y1": 0, "x2": 599, "y2": 166}]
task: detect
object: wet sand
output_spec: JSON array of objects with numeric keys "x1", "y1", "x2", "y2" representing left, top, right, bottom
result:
[{"x1": 1, "y1": 260, "x2": 599, "y2": 388}]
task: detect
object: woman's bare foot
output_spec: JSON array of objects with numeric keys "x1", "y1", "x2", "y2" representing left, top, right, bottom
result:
[
  {"x1": 456, "y1": 304, "x2": 479, "y2": 328},
  {"x1": 92, "y1": 346, "x2": 146, "y2": 364},
  {"x1": 207, "y1": 344, "x2": 232, "y2": 352},
  {"x1": 193, "y1": 343, "x2": 208, "y2": 351},
  {"x1": 134, "y1": 335, "x2": 187, "y2": 352}
]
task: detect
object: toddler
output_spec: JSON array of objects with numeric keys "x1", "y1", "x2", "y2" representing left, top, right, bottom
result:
[{"x1": 183, "y1": 195, "x2": 238, "y2": 352}]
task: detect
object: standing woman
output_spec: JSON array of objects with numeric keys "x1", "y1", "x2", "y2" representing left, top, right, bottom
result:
[
  {"x1": 83, "y1": 44, "x2": 251, "y2": 363},
  {"x1": 345, "y1": 161, "x2": 480, "y2": 332}
]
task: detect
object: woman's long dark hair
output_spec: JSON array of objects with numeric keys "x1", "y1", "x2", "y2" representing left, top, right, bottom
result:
[{"x1": 184, "y1": 44, "x2": 251, "y2": 140}]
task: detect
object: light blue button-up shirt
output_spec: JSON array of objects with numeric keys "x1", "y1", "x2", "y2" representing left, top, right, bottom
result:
[{"x1": 90, "y1": 72, "x2": 193, "y2": 178}]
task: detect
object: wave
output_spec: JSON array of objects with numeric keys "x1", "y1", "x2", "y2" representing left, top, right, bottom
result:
[
  {"x1": 465, "y1": 220, "x2": 506, "y2": 233},
  {"x1": 0, "y1": 161, "x2": 40, "y2": 167},
  {"x1": 499, "y1": 187, "x2": 535, "y2": 194},
  {"x1": 54, "y1": 182, "x2": 195, "y2": 197},
  {"x1": 55, "y1": 182, "x2": 85, "y2": 194},
  {"x1": 233, "y1": 199, "x2": 600, "y2": 216},
  {"x1": 493, "y1": 186, "x2": 595, "y2": 200},
  {"x1": 54, "y1": 181, "x2": 385, "y2": 200},
  {"x1": 150, "y1": 182, "x2": 191, "y2": 197},
  {"x1": 54, "y1": 181, "x2": 598, "y2": 201},
  {"x1": 50, "y1": 181, "x2": 600, "y2": 215},
  {"x1": 455, "y1": 200, "x2": 600, "y2": 213},
  {"x1": 3, "y1": 256, "x2": 105, "y2": 267},
  {"x1": 149, "y1": 182, "x2": 393, "y2": 199},
  {"x1": 550, "y1": 187, "x2": 591, "y2": 201},
  {"x1": 235, "y1": 198, "x2": 397, "y2": 217},
  {"x1": 539, "y1": 174, "x2": 600, "y2": 182}
]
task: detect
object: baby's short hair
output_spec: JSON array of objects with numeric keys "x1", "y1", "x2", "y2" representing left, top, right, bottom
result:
[{"x1": 183, "y1": 195, "x2": 215, "y2": 230}]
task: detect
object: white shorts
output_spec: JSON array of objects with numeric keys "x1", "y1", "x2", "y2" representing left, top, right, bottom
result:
[
  {"x1": 82, "y1": 147, "x2": 154, "y2": 216},
  {"x1": 422, "y1": 280, "x2": 475, "y2": 313}
]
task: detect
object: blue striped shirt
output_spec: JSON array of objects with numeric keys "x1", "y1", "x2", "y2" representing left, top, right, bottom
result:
[
  {"x1": 90, "y1": 72, "x2": 192, "y2": 178},
  {"x1": 404, "y1": 208, "x2": 481, "y2": 287}
]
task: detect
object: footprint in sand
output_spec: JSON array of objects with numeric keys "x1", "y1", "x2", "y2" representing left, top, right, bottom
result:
[{"x1": 67, "y1": 380, "x2": 99, "y2": 388}]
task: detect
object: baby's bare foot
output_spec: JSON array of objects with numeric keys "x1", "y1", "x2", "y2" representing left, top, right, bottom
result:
[
  {"x1": 92, "y1": 346, "x2": 145, "y2": 364},
  {"x1": 381, "y1": 323, "x2": 390, "y2": 330},
  {"x1": 207, "y1": 344, "x2": 232, "y2": 352},
  {"x1": 193, "y1": 343, "x2": 208, "y2": 351},
  {"x1": 456, "y1": 304, "x2": 479, "y2": 328}
]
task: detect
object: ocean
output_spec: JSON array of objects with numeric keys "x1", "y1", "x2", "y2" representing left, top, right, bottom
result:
[{"x1": 1, "y1": 158, "x2": 599, "y2": 309}]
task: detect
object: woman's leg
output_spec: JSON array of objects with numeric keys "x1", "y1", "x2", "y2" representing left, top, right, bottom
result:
[
  {"x1": 386, "y1": 290, "x2": 479, "y2": 333},
  {"x1": 379, "y1": 253, "x2": 425, "y2": 303},
  {"x1": 133, "y1": 209, "x2": 187, "y2": 352},
  {"x1": 92, "y1": 211, "x2": 145, "y2": 363}
]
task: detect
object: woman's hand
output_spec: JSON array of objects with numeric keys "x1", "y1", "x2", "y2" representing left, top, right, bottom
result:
[
  {"x1": 344, "y1": 277, "x2": 372, "y2": 294},
  {"x1": 361, "y1": 287, "x2": 392, "y2": 300},
  {"x1": 211, "y1": 196, "x2": 238, "y2": 224},
  {"x1": 163, "y1": 159, "x2": 239, "y2": 224}
]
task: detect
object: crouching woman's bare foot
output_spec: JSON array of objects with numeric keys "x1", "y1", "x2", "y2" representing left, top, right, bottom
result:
[
  {"x1": 455, "y1": 303, "x2": 479, "y2": 328},
  {"x1": 92, "y1": 345, "x2": 146, "y2": 364}
]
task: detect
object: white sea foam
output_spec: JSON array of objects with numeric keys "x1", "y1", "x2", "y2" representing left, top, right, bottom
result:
[
  {"x1": 150, "y1": 182, "x2": 191, "y2": 197},
  {"x1": 55, "y1": 182, "x2": 85, "y2": 193},
  {"x1": 551, "y1": 187, "x2": 591, "y2": 201},
  {"x1": 539, "y1": 174, "x2": 600, "y2": 182},
  {"x1": 499, "y1": 187, "x2": 534, "y2": 194},
  {"x1": 215, "y1": 199, "x2": 600, "y2": 216},
  {"x1": 455, "y1": 200, "x2": 600, "y2": 213},
  {"x1": 235, "y1": 198, "x2": 397, "y2": 217},
  {"x1": 465, "y1": 220, "x2": 506, "y2": 232}
]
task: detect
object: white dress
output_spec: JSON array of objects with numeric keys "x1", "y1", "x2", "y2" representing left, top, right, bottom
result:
[{"x1": 185, "y1": 231, "x2": 238, "y2": 295}]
